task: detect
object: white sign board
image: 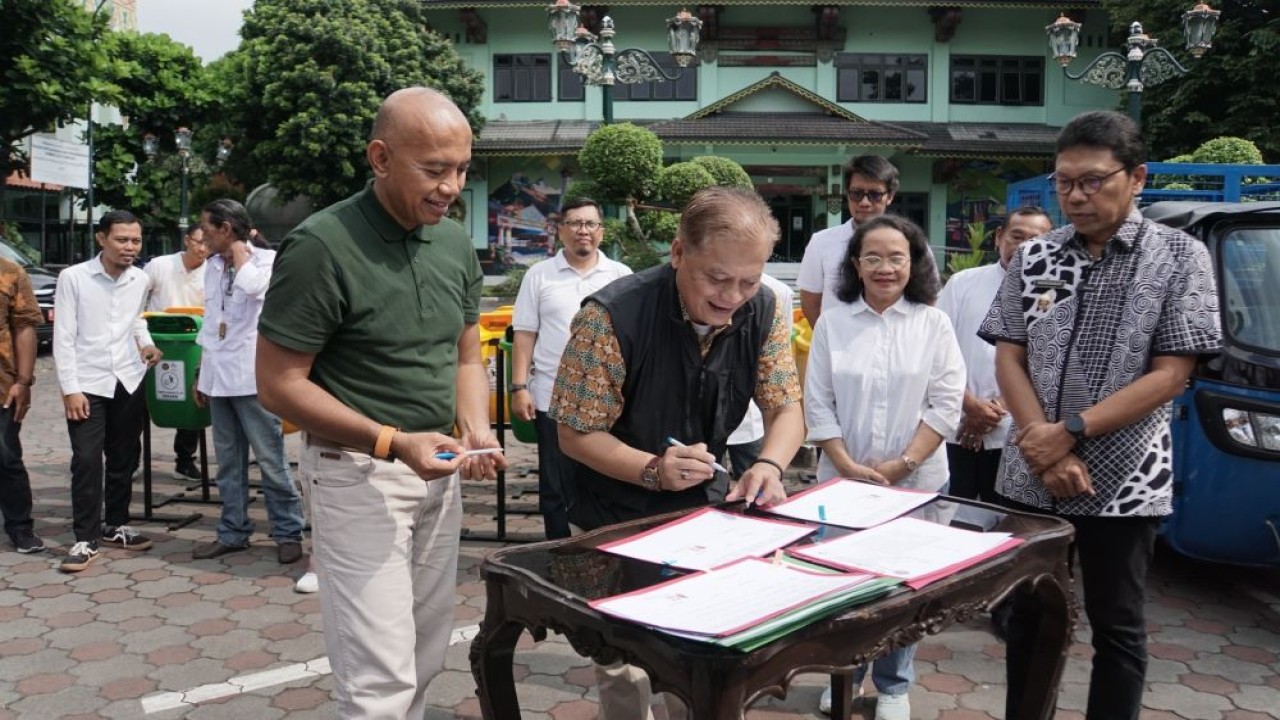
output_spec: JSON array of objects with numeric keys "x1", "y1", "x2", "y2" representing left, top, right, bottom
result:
[
  {"x1": 154, "y1": 360, "x2": 187, "y2": 402},
  {"x1": 30, "y1": 135, "x2": 90, "y2": 189}
]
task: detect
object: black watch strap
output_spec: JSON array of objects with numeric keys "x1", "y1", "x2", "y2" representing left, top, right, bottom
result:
[
  {"x1": 1064, "y1": 414, "x2": 1088, "y2": 441},
  {"x1": 509, "y1": 383, "x2": 528, "y2": 392}
]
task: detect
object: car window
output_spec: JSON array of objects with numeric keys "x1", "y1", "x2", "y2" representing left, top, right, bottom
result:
[
  {"x1": 1221, "y1": 227, "x2": 1280, "y2": 354},
  {"x1": 0, "y1": 240, "x2": 34, "y2": 268}
]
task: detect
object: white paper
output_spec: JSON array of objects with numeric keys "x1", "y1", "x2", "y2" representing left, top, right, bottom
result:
[
  {"x1": 599, "y1": 508, "x2": 814, "y2": 571},
  {"x1": 153, "y1": 360, "x2": 187, "y2": 402},
  {"x1": 767, "y1": 479, "x2": 937, "y2": 529},
  {"x1": 793, "y1": 517, "x2": 1012, "y2": 580},
  {"x1": 591, "y1": 558, "x2": 873, "y2": 636}
]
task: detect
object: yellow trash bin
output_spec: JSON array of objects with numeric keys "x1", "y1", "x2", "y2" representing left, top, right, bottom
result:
[{"x1": 792, "y1": 318, "x2": 812, "y2": 392}]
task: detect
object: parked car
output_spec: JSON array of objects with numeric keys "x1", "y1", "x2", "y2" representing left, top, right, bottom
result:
[{"x1": 0, "y1": 239, "x2": 56, "y2": 346}]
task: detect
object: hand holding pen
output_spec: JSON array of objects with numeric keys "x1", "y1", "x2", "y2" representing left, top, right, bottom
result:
[{"x1": 658, "y1": 437, "x2": 720, "y2": 491}]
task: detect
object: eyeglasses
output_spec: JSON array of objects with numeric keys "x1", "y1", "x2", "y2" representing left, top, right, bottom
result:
[
  {"x1": 562, "y1": 220, "x2": 603, "y2": 231},
  {"x1": 1049, "y1": 166, "x2": 1127, "y2": 196},
  {"x1": 859, "y1": 254, "x2": 910, "y2": 270},
  {"x1": 847, "y1": 188, "x2": 888, "y2": 204}
]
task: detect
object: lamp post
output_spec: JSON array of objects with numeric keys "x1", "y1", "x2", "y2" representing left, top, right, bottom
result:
[
  {"x1": 1046, "y1": 3, "x2": 1220, "y2": 123},
  {"x1": 143, "y1": 129, "x2": 230, "y2": 243},
  {"x1": 547, "y1": 0, "x2": 702, "y2": 124}
]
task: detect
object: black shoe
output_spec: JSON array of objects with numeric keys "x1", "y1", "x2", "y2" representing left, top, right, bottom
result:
[
  {"x1": 60, "y1": 541, "x2": 99, "y2": 573},
  {"x1": 174, "y1": 462, "x2": 202, "y2": 482},
  {"x1": 193, "y1": 541, "x2": 248, "y2": 560},
  {"x1": 101, "y1": 525, "x2": 154, "y2": 551},
  {"x1": 277, "y1": 541, "x2": 304, "y2": 565},
  {"x1": 10, "y1": 531, "x2": 45, "y2": 554}
]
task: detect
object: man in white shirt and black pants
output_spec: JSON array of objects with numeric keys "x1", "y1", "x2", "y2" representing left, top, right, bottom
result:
[
  {"x1": 54, "y1": 210, "x2": 163, "y2": 573},
  {"x1": 143, "y1": 224, "x2": 207, "y2": 481}
]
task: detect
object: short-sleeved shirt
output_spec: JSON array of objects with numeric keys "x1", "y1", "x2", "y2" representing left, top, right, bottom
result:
[
  {"x1": 550, "y1": 296, "x2": 799, "y2": 434},
  {"x1": 259, "y1": 182, "x2": 483, "y2": 433},
  {"x1": 0, "y1": 258, "x2": 44, "y2": 395},
  {"x1": 143, "y1": 252, "x2": 204, "y2": 312},
  {"x1": 979, "y1": 211, "x2": 1222, "y2": 517},
  {"x1": 511, "y1": 250, "x2": 631, "y2": 412},
  {"x1": 796, "y1": 220, "x2": 854, "y2": 314}
]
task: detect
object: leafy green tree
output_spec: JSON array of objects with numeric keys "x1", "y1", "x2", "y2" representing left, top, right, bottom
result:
[
  {"x1": 578, "y1": 123, "x2": 664, "y2": 239},
  {"x1": 221, "y1": 0, "x2": 485, "y2": 208},
  {"x1": 1101, "y1": 0, "x2": 1278, "y2": 160},
  {"x1": 655, "y1": 162, "x2": 716, "y2": 209},
  {"x1": 691, "y1": 156, "x2": 753, "y2": 189},
  {"x1": 0, "y1": 0, "x2": 115, "y2": 182},
  {"x1": 90, "y1": 32, "x2": 217, "y2": 241},
  {"x1": 1190, "y1": 136, "x2": 1264, "y2": 165}
]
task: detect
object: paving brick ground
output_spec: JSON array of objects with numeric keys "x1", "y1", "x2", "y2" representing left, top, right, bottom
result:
[{"x1": 3, "y1": 354, "x2": 1280, "y2": 718}]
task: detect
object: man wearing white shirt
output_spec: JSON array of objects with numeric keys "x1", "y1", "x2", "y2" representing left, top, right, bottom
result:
[
  {"x1": 796, "y1": 155, "x2": 939, "y2": 327},
  {"x1": 144, "y1": 225, "x2": 207, "y2": 481},
  {"x1": 190, "y1": 199, "x2": 305, "y2": 564},
  {"x1": 511, "y1": 197, "x2": 631, "y2": 539},
  {"x1": 724, "y1": 273, "x2": 793, "y2": 476},
  {"x1": 55, "y1": 210, "x2": 164, "y2": 573},
  {"x1": 937, "y1": 207, "x2": 1053, "y2": 503}
]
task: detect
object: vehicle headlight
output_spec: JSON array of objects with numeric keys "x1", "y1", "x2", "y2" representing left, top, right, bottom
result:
[{"x1": 1221, "y1": 407, "x2": 1280, "y2": 451}]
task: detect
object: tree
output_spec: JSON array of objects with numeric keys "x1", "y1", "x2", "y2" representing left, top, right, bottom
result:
[
  {"x1": 90, "y1": 32, "x2": 217, "y2": 238},
  {"x1": 220, "y1": 0, "x2": 485, "y2": 208},
  {"x1": 1101, "y1": 0, "x2": 1279, "y2": 161},
  {"x1": 655, "y1": 162, "x2": 716, "y2": 209},
  {"x1": 0, "y1": 0, "x2": 115, "y2": 182}
]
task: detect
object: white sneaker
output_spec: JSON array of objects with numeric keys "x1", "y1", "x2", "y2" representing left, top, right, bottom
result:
[
  {"x1": 874, "y1": 692, "x2": 910, "y2": 720},
  {"x1": 818, "y1": 684, "x2": 863, "y2": 716},
  {"x1": 294, "y1": 571, "x2": 319, "y2": 594}
]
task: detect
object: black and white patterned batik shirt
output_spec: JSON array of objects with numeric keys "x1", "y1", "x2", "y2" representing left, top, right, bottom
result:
[{"x1": 979, "y1": 210, "x2": 1222, "y2": 517}]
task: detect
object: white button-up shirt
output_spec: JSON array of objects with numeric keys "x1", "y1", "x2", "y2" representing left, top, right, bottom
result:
[
  {"x1": 512, "y1": 250, "x2": 631, "y2": 412},
  {"x1": 54, "y1": 255, "x2": 155, "y2": 397},
  {"x1": 936, "y1": 262, "x2": 1011, "y2": 449},
  {"x1": 804, "y1": 297, "x2": 965, "y2": 492},
  {"x1": 727, "y1": 273, "x2": 794, "y2": 445},
  {"x1": 144, "y1": 251, "x2": 205, "y2": 312},
  {"x1": 796, "y1": 219, "x2": 854, "y2": 314},
  {"x1": 197, "y1": 247, "x2": 274, "y2": 397}
]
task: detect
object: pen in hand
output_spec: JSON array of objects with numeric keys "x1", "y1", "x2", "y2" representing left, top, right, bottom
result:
[
  {"x1": 665, "y1": 437, "x2": 729, "y2": 474},
  {"x1": 434, "y1": 448, "x2": 505, "y2": 461}
]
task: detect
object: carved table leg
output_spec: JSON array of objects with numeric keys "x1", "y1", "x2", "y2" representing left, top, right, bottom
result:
[
  {"x1": 469, "y1": 584, "x2": 526, "y2": 720},
  {"x1": 685, "y1": 673, "x2": 747, "y2": 720},
  {"x1": 829, "y1": 672, "x2": 857, "y2": 720},
  {"x1": 1018, "y1": 570, "x2": 1073, "y2": 720}
]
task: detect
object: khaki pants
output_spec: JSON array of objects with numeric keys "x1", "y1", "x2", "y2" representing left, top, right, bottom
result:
[{"x1": 301, "y1": 437, "x2": 461, "y2": 719}]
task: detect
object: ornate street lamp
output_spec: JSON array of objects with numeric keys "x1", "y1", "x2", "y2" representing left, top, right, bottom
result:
[
  {"x1": 215, "y1": 138, "x2": 234, "y2": 167},
  {"x1": 174, "y1": 127, "x2": 193, "y2": 235},
  {"x1": 1047, "y1": 3, "x2": 1220, "y2": 123},
  {"x1": 142, "y1": 127, "x2": 228, "y2": 242},
  {"x1": 547, "y1": 0, "x2": 702, "y2": 124}
]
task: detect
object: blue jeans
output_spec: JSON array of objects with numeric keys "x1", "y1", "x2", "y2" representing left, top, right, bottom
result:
[
  {"x1": 853, "y1": 644, "x2": 917, "y2": 696},
  {"x1": 210, "y1": 395, "x2": 304, "y2": 546}
]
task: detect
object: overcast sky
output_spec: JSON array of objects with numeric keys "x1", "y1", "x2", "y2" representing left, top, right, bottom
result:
[{"x1": 135, "y1": 0, "x2": 255, "y2": 62}]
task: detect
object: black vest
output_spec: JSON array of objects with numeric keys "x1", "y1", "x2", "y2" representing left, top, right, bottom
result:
[{"x1": 568, "y1": 264, "x2": 776, "y2": 530}]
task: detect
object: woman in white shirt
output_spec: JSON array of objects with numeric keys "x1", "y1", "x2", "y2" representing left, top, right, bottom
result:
[{"x1": 804, "y1": 214, "x2": 965, "y2": 720}]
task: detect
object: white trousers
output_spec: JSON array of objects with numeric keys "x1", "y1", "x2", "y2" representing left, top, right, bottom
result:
[{"x1": 301, "y1": 438, "x2": 461, "y2": 719}]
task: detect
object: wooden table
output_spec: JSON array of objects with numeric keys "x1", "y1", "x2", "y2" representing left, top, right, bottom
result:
[{"x1": 469, "y1": 498, "x2": 1075, "y2": 719}]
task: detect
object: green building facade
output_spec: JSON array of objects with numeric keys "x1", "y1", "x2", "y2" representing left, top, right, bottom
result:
[{"x1": 421, "y1": 0, "x2": 1115, "y2": 271}]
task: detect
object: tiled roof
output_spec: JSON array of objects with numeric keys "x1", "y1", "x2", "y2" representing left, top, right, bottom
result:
[
  {"x1": 474, "y1": 120, "x2": 601, "y2": 155},
  {"x1": 650, "y1": 113, "x2": 926, "y2": 146},
  {"x1": 896, "y1": 122, "x2": 1062, "y2": 157}
]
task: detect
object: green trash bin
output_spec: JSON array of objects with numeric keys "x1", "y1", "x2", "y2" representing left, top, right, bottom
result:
[
  {"x1": 144, "y1": 313, "x2": 211, "y2": 430},
  {"x1": 498, "y1": 337, "x2": 538, "y2": 443}
]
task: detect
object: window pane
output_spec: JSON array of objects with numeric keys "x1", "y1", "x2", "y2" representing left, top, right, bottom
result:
[
  {"x1": 838, "y1": 69, "x2": 858, "y2": 101},
  {"x1": 883, "y1": 69, "x2": 902, "y2": 101},
  {"x1": 494, "y1": 54, "x2": 552, "y2": 103},
  {"x1": 1023, "y1": 65, "x2": 1043, "y2": 104},
  {"x1": 861, "y1": 69, "x2": 880, "y2": 100},
  {"x1": 978, "y1": 66, "x2": 999, "y2": 103},
  {"x1": 952, "y1": 69, "x2": 975, "y2": 101},
  {"x1": 905, "y1": 69, "x2": 926, "y2": 102},
  {"x1": 1001, "y1": 70, "x2": 1021, "y2": 102}
]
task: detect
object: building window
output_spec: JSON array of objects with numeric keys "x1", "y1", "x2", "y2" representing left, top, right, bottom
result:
[
  {"x1": 950, "y1": 56, "x2": 1043, "y2": 106},
  {"x1": 494, "y1": 54, "x2": 552, "y2": 102},
  {"x1": 559, "y1": 55, "x2": 585, "y2": 102},
  {"x1": 611, "y1": 52, "x2": 697, "y2": 101},
  {"x1": 835, "y1": 54, "x2": 927, "y2": 103},
  {"x1": 888, "y1": 193, "x2": 929, "y2": 235}
]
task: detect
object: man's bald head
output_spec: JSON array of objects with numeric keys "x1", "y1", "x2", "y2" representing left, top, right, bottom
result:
[{"x1": 370, "y1": 87, "x2": 468, "y2": 146}]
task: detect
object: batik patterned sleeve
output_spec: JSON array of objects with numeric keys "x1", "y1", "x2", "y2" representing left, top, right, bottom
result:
[
  {"x1": 978, "y1": 243, "x2": 1029, "y2": 346},
  {"x1": 754, "y1": 302, "x2": 801, "y2": 410},
  {"x1": 1153, "y1": 238, "x2": 1222, "y2": 355},
  {"x1": 548, "y1": 301, "x2": 627, "y2": 433}
]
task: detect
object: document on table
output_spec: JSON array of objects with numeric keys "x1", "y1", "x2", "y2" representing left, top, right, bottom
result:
[
  {"x1": 598, "y1": 508, "x2": 814, "y2": 571},
  {"x1": 766, "y1": 478, "x2": 938, "y2": 529},
  {"x1": 791, "y1": 516, "x2": 1023, "y2": 588},
  {"x1": 589, "y1": 557, "x2": 876, "y2": 636}
]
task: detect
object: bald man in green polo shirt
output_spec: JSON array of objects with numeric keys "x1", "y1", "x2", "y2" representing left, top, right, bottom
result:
[{"x1": 257, "y1": 87, "x2": 505, "y2": 718}]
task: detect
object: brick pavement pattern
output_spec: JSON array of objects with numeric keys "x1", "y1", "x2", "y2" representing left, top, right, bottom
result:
[{"x1": 2, "y1": 356, "x2": 1279, "y2": 718}]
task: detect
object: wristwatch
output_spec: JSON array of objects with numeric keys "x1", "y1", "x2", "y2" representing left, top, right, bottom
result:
[
  {"x1": 509, "y1": 383, "x2": 528, "y2": 392},
  {"x1": 1063, "y1": 414, "x2": 1088, "y2": 442},
  {"x1": 640, "y1": 456, "x2": 662, "y2": 492},
  {"x1": 900, "y1": 453, "x2": 920, "y2": 472}
]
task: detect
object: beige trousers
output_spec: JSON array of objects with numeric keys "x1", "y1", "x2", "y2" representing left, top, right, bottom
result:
[{"x1": 301, "y1": 438, "x2": 461, "y2": 719}]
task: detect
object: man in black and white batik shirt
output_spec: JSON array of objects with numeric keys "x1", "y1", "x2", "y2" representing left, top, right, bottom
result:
[{"x1": 980, "y1": 111, "x2": 1221, "y2": 720}]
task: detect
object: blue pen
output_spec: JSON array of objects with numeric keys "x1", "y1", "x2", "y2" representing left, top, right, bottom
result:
[
  {"x1": 665, "y1": 437, "x2": 729, "y2": 474},
  {"x1": 434, "y1": 448, "x2": 504, "y2": 461}
]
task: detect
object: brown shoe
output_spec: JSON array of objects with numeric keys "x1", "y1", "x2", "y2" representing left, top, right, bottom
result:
[
  {"x1": 193, "y1": 541, "x2": 247, "y2": 560},
  {"x1": 277, "y1": 541, "x2": 304, "y2": 565}
]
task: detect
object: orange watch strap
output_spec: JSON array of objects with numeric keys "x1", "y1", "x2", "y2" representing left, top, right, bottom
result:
[{"x1": 373, "y1": 425, "x2": 399, "y2": 460}]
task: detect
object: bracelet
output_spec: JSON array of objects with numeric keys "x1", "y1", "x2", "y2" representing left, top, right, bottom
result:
[
  {"x1": 509, "y1": 384, "x2": 528, "y2": 392},
  {"x1": 372, "y1": 425, "x2": 399, "y2": 460},
  {"x1": 752, "y1": 457, "x2": 786, "y2": 478}
]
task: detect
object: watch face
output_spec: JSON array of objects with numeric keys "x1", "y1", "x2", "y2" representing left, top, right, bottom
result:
[{"x1": 1065, "y1": 415, "x2": 1086, "y2": 436}]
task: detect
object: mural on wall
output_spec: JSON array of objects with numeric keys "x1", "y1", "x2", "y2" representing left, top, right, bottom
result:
[
  {"x1": 486, "y1": 159, "x2": 574, "y2": 274},
  {"x1": 936, "y1": 158, "x2": 1050, "y2": 252}
]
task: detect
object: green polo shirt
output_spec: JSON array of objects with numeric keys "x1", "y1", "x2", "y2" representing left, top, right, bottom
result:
[{"x1": 259, "y1": 182, "x2": 482, "y2": 433}]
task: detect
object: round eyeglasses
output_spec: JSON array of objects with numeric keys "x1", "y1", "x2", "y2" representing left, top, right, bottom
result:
[
  {"x1": 1049, "y1": 166, "x2": 1127, "y2": 196},
  {"x1": 859, "y1": 254, "x2": 910, "y2": 270},
  {"x1": 562, "y1": 220, "x2": 603, "y2": 231}
]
